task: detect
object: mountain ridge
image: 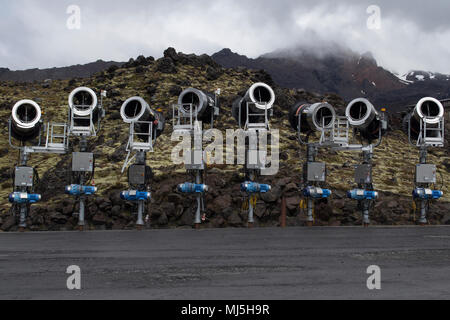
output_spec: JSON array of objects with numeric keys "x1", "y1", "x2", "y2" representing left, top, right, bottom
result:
[
  {"x1": 212, "y1": 48, "x2": 450, "y2": 110},
  {"x1": 0, "y1": 60, "x2": 124, "y2": 83}
]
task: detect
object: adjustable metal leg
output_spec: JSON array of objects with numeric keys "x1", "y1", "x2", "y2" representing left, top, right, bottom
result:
[
  {"x1": 247, "y1": 171, "x2": 255, "y2": 228},
  {"x1": 78, "y1": 196, "x2": 85, "y2": 230},
  {"x1": 248, "y1": 198, "x2": 254, "y2": 225},
  {"x1": 363, "y1": 200, "x2": 370, "y2": 227},
  {"x1": 19, "y1": 204, "x2": 27, "y2": 230},
  {"x1": 194, "y1": 171, "x2": 202, "y2": 229},
  {"x1": 419, "y1": 200, "x2": 427, "y2": 225},
  {"x1": 307, "y1": 198, "x2": 314, "y2": 227},
  {"x1": 137, "y1": 200, "x2": 145, "y2": 228},
  {"x1": 195, "y1": 195, "x2": 202, "y2": 226},
  {"x1": 78, "y1": 137, "x2": 87, "y2": 231}
]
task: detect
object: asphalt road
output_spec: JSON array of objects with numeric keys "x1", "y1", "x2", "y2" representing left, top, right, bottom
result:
[{"x1": 0, "y1": 226, "x2": 449, "y2": 300}]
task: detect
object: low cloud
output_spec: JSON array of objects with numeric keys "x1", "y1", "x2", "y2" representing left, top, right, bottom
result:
[{"x1": 1, "y1": 0, "x2": 450, "y2": 74}]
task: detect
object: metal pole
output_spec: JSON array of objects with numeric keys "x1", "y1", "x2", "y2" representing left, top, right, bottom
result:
[
  {"x1": 136, "y1": 151, "x2": 147, "y2": 229},
  {"x1": 78, "y1": 136, "x2": 87, "y2": 230},
  {"x1": 362, "y1": 200, "x2": 370, "y2": 226},
  {"x1": 20, "y1": 149, "x2": 29, "y2": 166},
  {"x1": 19, "y1": 203, "x2": 27, "y2": 229},
  {"x1": 419, "y1": 200, "x2": 427, "y2": 225},
  {"x1": 18, "y1": 150, "x2": 29, "y2": 231},
  {"x1": 248, "y1": 198, "x2": 254, "y2": 226},
  {"x1": 306, "y1": 145, "x2": 316, "y2": 227},
  {"x1": 363, "y1": 149, "x2": 372, "y2": 227},
  {"x1": 137, "y1": 200, "x2": 145, "y2": 227},
  {"x1": 194, "y1": 171, "x2": 202, "y2": 227},
  {"x1": 419, "y1": 146, "x2": 428, "y2": 225},
  {"x1": 248, "y1": 171, "x2": 255, "y2": 228},
  {"x1": 79, "y1": 193, "x2": 85, "y2": 229},
  {"x1": 307, "y1": 198, "x2": 314, "y2": 226}
]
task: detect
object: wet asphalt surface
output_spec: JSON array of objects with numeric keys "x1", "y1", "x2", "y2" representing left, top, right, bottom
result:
[{"x1": 0, "y1": 226, "x2": 449, "y2": 300}]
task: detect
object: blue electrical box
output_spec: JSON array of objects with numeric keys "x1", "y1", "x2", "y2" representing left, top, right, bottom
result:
[
  {"x1": 412, "y1": 188, "x2": 443, "y2": 200},
  {"x1": 241, "y1": 182, "x2": 271, "y2": 194},
  {"x1": 303, "y1": 186, "x2": 331, "y2": 199},
  {"x1": 65, "y1": 185, "x2": 97, "y2": 196},
  {"x1": 120, "y1": 190, "x2": 151, "y2": 202},
  {"x1": 8, "y1": 192, "x2": 41, "y2": 204},
  {"x1": 177, "y1": 183, "x2": 209, "y2": 194},
  {"x1": 347, "y1": 189, "x2": 378, "y2": 201}
]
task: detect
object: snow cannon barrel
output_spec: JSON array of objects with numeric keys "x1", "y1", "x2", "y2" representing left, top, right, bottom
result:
[
  {"x1": 346, "y1": 98, "x2": 385, "y2": 140},
  {"x1": 232, "y1": 83, "x2": 275, "y2": 124},
  {"x1": 177, "y1": 88, "x2": 217, "y2": 122},
  {"x1": 404, "y1": 97, "x2": 444, "y2": 141},
  {"x1": 289, "y1": 102, "x2": 336, "y2": 134},
  {"x1": 120, "y1": 96, "x2": 165, "y2": 139},
  {"x1": 68, "y1": 87, "x2": 99, "y2": 127},
  {"x1": 10, "y1": 100, "x2": 42, "y2": 141}
]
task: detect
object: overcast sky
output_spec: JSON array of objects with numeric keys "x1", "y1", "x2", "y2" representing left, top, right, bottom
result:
[{"x1": 1, "y1": 0, "x2": 450, "y2": 75}]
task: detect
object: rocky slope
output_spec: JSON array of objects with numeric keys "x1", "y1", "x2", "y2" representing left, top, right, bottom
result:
[{"x1": 0, "y1": 48, "x2": 449, "y2": 232}]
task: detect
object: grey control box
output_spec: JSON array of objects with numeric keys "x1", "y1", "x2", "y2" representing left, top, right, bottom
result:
[
  {"x1": 415, "y1": 164, "x2": 436, "y2": 184},
  {"x1": 72, "y1": 152, "x2": 94, "y2": 172},
  {"x1": 129, "y1": 165, "x2": 146, "y2": 185},
  {"x1": 307, "y1": 162, "x2": 326, "y2": 182},
  {"x1": 15, "y1": 167, "x2": 34, "y2": 187},
  {"x1": 355, "y1": 164, "x2": 372, "y2": 184}
]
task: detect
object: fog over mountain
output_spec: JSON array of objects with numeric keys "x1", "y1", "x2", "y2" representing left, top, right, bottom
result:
[
  {"x1": 1, "y1": 0, "x2": 450, "y2": 75},
  {"x1": 212, "y1": 46, "x2": 450, "y2": 108}
]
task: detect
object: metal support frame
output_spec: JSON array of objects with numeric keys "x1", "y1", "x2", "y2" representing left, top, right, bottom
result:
[
  {"x1": 179, "y1": 130, "x2": 207, "y2": 228},
  {"x1": 238, "y1": 102, "x2": 272, "y2": 132},
  {"x1": 121, "y1": 126, "x2": 156, "y2": 229},
  {"x1": 13, "y1": 150, "x2": 36, "y2": 229},
  {"x1": 69, "y1": 94, "x2": 105, "y2": 137},
  {"x1": 408, "y1": 116, "x2": 445, "y2": 148},
  {"x1": 295, "y1": 114, "x2": 334, "y2": 226},
  {"x1": 418, "y1": 146, "x2": 428, "y2": 224},
  {"x1": 67, "y1": 92, "x2": 105, "y2": 230},
  {"x1": 238, "y1": 102, "x2": 273, "y2": 227},
  {"x1": 76, "y1": 137, "x2": 88, "y2": 229},
  {"x1": 305, "y1": 144, "x2": 319, "y2": 225},
  {"x1": 407, "y1": 115, "x2": 445, "y2": 225},
  {"x1": 8, "y1": 119, "x2": 69, "y2": 155},
  {"x1": 172, "y1": 91, "x2": 220, "y2": 228},
  {"x1": 122, "y1": 121, "x2": 155, "y2": 174},
  {"x1": 246, "y1": 171, "x2": 256, "y2": 225},
  {"x1": 8, "y1": 117, "x2": 69, "y2": 230},
  {"x1": 359, "y1": 150, "x2": 375, "y2": 226},
  {"x1": 296, "y1": 111, "x2": 386, "y2": 227},
  {"x1": 135, "y1": 152, "x2": 148, "y2": 228}
]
